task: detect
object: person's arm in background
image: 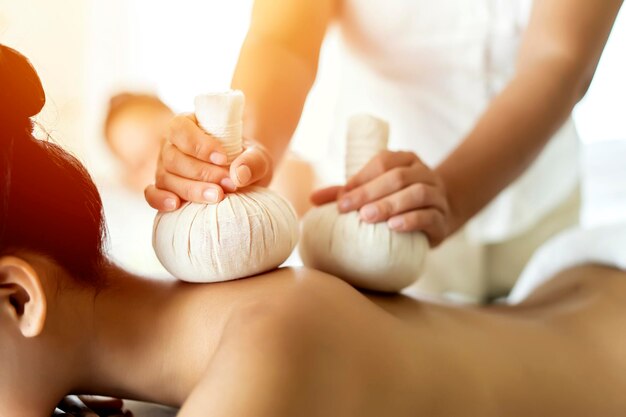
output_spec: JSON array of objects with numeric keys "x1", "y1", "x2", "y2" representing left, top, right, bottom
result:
[
  {"x1": 145, "y1": 0, "x2": 334, "y2": 210},
  {"x1": 313, "y1": 0, "x2": 623, "y2": 246}
]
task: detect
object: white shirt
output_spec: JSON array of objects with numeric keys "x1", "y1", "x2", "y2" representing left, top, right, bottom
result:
[{"x1": 322, "y1": 0, "x2": 580, "y2": 243}]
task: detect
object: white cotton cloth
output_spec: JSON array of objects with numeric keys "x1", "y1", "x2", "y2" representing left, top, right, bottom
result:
[
  {"x1": 508, "y1": 222, "x2": 626, "y2": 303},
  {"x1": 194, "y1": 92, "x2": 244, "y2": 163},
  {"x1": 318, "y1": 0, "x2": 580, "y2": 244},
  {"x1": 300, "y1": 114, "x2": 428, "y2": 293},
  {"x1": 153, "y1": 186, "x2": 299, "y2": 283}
]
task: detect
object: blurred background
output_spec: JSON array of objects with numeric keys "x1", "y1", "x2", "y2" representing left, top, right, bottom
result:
[
  {"x1": 0, "y1": 0, "x2": 342, "y2": 173},
  {"x1": 1, "y1": 0, "x2": 625, "y2": 273}
]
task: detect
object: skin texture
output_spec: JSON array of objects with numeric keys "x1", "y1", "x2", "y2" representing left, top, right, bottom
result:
[
  {"x1": 145, "y1": 0, "x2": 623, "y2": 247},
  {"x1": 2, "y1": 253, "x2": 626, "y2": 417}
]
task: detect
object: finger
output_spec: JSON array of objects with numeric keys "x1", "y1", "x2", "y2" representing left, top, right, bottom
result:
[
  {"x1": 155, "y1": 171, "x2": 225, "y2": 204},
  {"x1": 145, "y1": 184, "x2": 181, "y2": 211},
  {"x1": 167, "y1": 113, "x2": 228, "y2": 164},
  {"x1": 344, "y1": 151, "x2": 419, "y2": 191},
  {"x1": 358, "y1": 183, "x2": 448, "y2": 223},
  {"x1": 387, "y1": 208, "x2": 448, "y2": 247},
  {"x1": 78, "y1": 395, "x2": 125, "y2": 412},
  {"x1": 310, "y1": 186, "x2": 344, "y2": 206},
  {"x1": 229, "y1": 144, "x2": 273, "y2": 187},
  {"x1": 339, "y1": 165, "x2": 435, "y2": 212},
  {"x1": 162, "y1": 142, "x2": 234, "y2": 191},
  {"x1": 57, "y1": 396, "x2": 99, "y2": 417}
]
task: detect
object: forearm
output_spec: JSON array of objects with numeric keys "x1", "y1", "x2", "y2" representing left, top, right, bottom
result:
[
  {"x1": 232, "y1": 36, "x2": 317, "y2": 165},
  {"x1": 436, "y1": 0, "x2": 622, "y2": 235},
  {"x1": 231, "y1": 0, "x2": 334, "y2": 166},
  {"x1": 436, "y1": 57, "x2": 586, "y2": 234}
]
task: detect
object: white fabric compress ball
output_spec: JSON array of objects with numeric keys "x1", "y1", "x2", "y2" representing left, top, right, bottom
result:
[
  {"x1": 300, "y1": 203, "x2": 427, "y2": 292},
  {"x1": 153, "y1": 186, "x2": 298, "y2": 283},
  {"x1": 152, "y1": 91, "x2": 299, "y2": 282},
  {"x1": 299, "y1": 114, "x2": 428, "y2": 292}
]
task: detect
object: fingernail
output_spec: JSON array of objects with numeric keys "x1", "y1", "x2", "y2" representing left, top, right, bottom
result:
[
  {"x1": 360, "y1": 204, "x2": 378, "y2": 221},
  {"x1": 338, "y1": 198, "x2": 352, "y2": 211},
  {"x1": 220, "y1": 177, "x2": 237, "y2": 192},
  {"x1": 164, "y1": 198, "x2": 177, "y2": 210},
  {"x1": 203, "y1": 188, "x2": 219, "y2": 203},
  {"x1": 388, "y1": 217, "x2": 404, "y2": 230},
  {"x1": 210, "y1": 152, "x2": 228, "y2": 165},
  {"x1": 236, "y1": 165, "x2": 252, "y2": 185}
]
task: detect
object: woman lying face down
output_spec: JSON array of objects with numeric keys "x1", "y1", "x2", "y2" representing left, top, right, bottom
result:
[{"x1": 2, "y1": 44, "x2": 626, "y2": 417}]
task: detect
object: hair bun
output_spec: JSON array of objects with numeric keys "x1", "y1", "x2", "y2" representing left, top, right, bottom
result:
[{"x1": 0, "y1": 44, "x2": 46, "y2": 122}]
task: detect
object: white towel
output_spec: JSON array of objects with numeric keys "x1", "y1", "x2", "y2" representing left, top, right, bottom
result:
[{"x1": 508, "y1": 221, "x2": 626, "y2": 303}]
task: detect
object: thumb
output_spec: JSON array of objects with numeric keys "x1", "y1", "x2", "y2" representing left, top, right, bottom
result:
[{"x1": 230, "y1": 144, "x2": 273, "y2": 187}]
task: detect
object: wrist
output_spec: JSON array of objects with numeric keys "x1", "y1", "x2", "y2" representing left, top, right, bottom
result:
[{"x1": 436, "y1": 169, "x2": 465, "y2": 238}]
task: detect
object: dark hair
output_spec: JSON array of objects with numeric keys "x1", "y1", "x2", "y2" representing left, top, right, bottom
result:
[
  {"x1": 104, "y1": 92, "x2": 172, "y2": 141},
  {"x1": 0, "y1": 44, "x2": 106, "y2": 282}
]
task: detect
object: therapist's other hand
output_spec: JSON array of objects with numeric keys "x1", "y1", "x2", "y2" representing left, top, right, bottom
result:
[
  {"x1": 311, "y1": 151, "x2": 450, "y2": 247},
  {"x1": 145, "y1": 113, "x2": 273, "y2": 211}
]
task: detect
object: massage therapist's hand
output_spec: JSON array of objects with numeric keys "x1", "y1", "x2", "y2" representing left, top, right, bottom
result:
[
  {"x1": 145, "y1": 113, "x2": 273, "y2": 211},
  {"x1": 311, "y1": 151, "x2": 451, "y2": 247}
]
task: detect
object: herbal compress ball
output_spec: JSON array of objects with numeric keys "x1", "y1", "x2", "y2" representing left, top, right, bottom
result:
[
  {"x1": 299, "y1": 114, "x2": 428, "y2": 292},
  {"x1": 153, "y1": 91, "x2": 299, "y2": 282}
]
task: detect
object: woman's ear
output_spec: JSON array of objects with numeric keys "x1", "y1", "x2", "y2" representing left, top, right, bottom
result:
[{"x1": 0, "y1": 256, "x2": 47, "y2": 338}]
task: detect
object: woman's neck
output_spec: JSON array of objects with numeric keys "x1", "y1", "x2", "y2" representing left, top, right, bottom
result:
[
  {"x1": 81, "y1": 266, "x2": 188, "y2": 405},
  {"x1": 0, "y1": 276, "x2": 99, "y2": 416},
  {"x1": 6, "y1": 266, "x2": 187, "y2": 417},
  {"x1": 8, "y1": 263, "x2": 240, "y2": 416}
]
